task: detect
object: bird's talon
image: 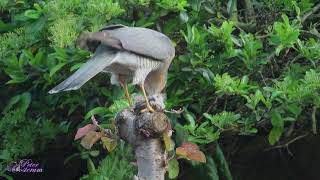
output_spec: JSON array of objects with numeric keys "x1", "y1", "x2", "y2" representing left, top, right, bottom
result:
[{"x1": 140, "y1": 106, "x2": 155, "y2": 113}]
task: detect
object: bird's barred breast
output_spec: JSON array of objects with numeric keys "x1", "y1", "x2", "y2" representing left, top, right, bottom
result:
[{"x1": 104, "y1": 51, "x2": 162, "y2": 85}]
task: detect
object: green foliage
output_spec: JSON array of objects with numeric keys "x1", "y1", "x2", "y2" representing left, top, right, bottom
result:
[
  {"x1": 214, "y1": 73, "x2": 253, "y2": 96},
  {"x1": 209, "y1": 21, "x2": 236, "y2": 57},
  {"x1": 0, "y1": 99, "x2": 68, "y2": 171},
  {"x1": 48, "y1": 16, "x2": 79, "y2": 48},
  {"x1": 238, "y1": 33, "x2": 264, "y2": 70},
  {"x1": 80, "y1": 141, "x2": 135, "y2": 180},
  {"x1": 298, "y1": 38, "x2": 320, "y2": 66},
  {"x1": 269, "y1": 14, "x2": 300, "y2": 55},
  {"x1": 204, "y1": 111, "x2": 241, "y2": 129},
  {"x1": 157, "y1": 0, "x2": 189, "y2": 11},
  {"x1": 2, "y1": 0, "x2": 320, "y2": 179}
]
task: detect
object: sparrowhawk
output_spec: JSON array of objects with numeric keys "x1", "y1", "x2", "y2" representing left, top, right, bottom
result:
[{"x1": 49, "y1": 24, "x2": 175, "y2": 112}]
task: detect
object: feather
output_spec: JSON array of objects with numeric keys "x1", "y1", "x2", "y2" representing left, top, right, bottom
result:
[{"x1": 48, "y1": 46, "x2": 117, "y2": 94}]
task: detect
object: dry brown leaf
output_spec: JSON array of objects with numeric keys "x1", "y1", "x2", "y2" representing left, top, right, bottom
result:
[
  {"x1": 175, "y1": 142, "x2": 206, "y2": 163},
  {"x1": 187, "y1": 150, "x2": 206, "y2": 163},
  {"x1": 80, "y1": 131, "x2": 104, "y2": 149},
  {"x1": 74, "y1": 124, "x2": 97, "y2": 140}
]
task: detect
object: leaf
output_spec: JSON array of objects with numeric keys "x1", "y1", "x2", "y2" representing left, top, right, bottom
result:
[
  {"x1": 70, "y1": 62, "x2": 83, "y2": 72},
  {"x1": 89, "y1": 150, "x2": 100, "y2": 157},
  {"x1": 74, "y1": 124, "x2": 97, "y2": 140},
  {"x1": 214, "y1": 144, "x2": 232, "y2": 180},
  {"x1": 183, "y1": 111, "x2": 196, "y2": 131},
  {"x1": 84, "y1": 107, "x2": 108, "y2": 119},
  {"x1": 206, "y1": 156, "x2": 219, "y2": 180},
  {"x1": 80, "y1": 131, "x2": 104, "y2": 150},
  {"x1": 287, "y1": 104, "x2": 301, "y2": 117},
  {"x1": 268, "y1": 127, "x2": 283, "y2": 145},
  {"x1": 168, "y1": 159, "x2": 179, "y2": 179},
  {"x1": 163, "y1": 130, "x2": 175, "y2": 151},
  {"x1": 271, "y1": 110, "x2": 284, "y2": 127},
  {"x1": 49, "y1": 62, "x2": 67, "y2": 77},
  {"x1": 87, "y1": 158, "x2": 97, "y2": 174},
  {"x1": 24, "y1": 9, "x2": 41, "y2": 19},
  {"x1": 179, "y1": 11, "x2": 189, "y2": 23},
  {"x1": 174, "y1": 124, "x2": 189, "y2": 146},
  {"x1": 227, "y1": 0, "x2": 236, "y2": 16},
  {"x1": 101, "y1": 137, "x2": 117, "y2": 152},
  {"x1": 3, "y1": 92, "x2": 31, "y2": 113},
  {"x1": 176, "y1": 142, "x2": 206, "y2": 163}
]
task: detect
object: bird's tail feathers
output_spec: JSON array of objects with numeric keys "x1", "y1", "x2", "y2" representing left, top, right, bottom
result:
[{"x1": 49, "y1": 47, "x2": 117, "y2": 94}]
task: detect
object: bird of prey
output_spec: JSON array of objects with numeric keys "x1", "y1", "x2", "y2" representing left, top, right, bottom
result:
[{"x1": 49, "y1": 24, "x2": 175, "y2": 112}]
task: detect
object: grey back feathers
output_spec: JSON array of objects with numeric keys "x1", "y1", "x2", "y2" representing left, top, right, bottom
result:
[{"x1": 104, "y1": 27, "x2": 175, "y2": 61}]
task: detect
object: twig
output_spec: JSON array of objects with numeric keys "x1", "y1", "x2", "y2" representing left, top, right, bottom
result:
[
  {"x1": 301, "y1": 2, "x2": 320, "y2": 23},
  {"x1": 266, "y1": 133, "x2": 308, "y2": 152},
  {"x1": 196, "y1": 97, "x2": 219, "y2": 122},
  {"x1": 259, "y1": 71, "x2": 267, "y2": 86},
  {"x1": 300, "y1": 30, "x2": 320, "y2": 39},
  {"x1": 312, "y1": 106, "x2": 317, "y2": 134},
  {"x1": 164, "y1": 108, "x2": 184, "y2": 114}
]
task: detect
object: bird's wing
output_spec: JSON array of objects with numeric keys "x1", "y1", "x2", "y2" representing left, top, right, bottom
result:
[
  {"x1": 106, "y1": 27, "x2": 175, "y2": 61},
  {"x1": 49, "y1": 46, "x2": 117, "y2": 94},
  {"x1": 77, "y1": 25, "x2": 175, "y2": 61}
]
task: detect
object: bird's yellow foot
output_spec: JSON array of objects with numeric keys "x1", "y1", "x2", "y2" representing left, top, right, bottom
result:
[
  {"x1": 140, "y1": 104, "x2": 155, "y2": 113},
  {"x1": 129, "y1": 107, "x2": 134, "y2": 112}
]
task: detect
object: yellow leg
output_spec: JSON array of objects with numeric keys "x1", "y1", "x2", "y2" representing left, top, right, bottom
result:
[
  {"x1": 140, "y1": 84, "x2": 155, "y2": 113},
  {"x1": 119, "y1": 76, "x2": 132, "y2": 107}
]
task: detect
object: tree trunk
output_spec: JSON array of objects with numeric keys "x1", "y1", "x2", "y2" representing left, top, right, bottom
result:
[{"x1": 115, "y1": 96, "x2": 169, "y2": 180}]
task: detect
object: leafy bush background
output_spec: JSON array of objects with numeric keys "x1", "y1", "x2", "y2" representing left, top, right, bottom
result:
[{"x1": 1, "y1": 0, "x2": 320, "y2": 179}]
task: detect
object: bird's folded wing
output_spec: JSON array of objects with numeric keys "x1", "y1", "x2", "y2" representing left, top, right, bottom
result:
[
  {"x1": 77, "y1": 25, "x2": 175, "y2": 61},
  {"x1": 106, "y1": 27, "x2": 175, "y2": 61}
]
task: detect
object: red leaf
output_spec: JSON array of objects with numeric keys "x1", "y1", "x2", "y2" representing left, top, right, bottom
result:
[{"x1": 74, "y1": 124, "x2": 97, "y2": 140}]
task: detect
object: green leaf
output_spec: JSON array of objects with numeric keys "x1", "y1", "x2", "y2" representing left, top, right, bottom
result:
[
  {"x1": 206, "y1": 156, "x2": 219, "y2": 180},
  {"x1": 87, "y1": 158, "x2": 97, "y2": 174},
  {"x1": 101, "y1": 137, "x2": 117, "y2": 152},
  {"x1": 84, "y1": 107, "x2": 108, "y2": 119},
  {"x1": 287, "y1": 104, "x2": 301, "y2": 117},
  {"x1": 179, "y1": 11, "x2": 189, "y2": 23},
  {"x1": 183, "y1": 111, "x2": 196, "y2": 131},
  {"x1": 89, "y1": 150, "x2": 100, "y2": 157},
  {"x1": 168, "y1": 159, "x2": 179, "y2": 179},
  {"x1": 24, "y1": 9, "x2": 41, "y2": 19},
  {"x1": 49, "y1": 62, "x2": 67, "y2": 77},
  {"x1": 70, "y1": 62, "x2": 83, "y2": 72},
  {"x1": 268, "y1": 127, "x2": 283, "y2": 145},
  {"x1": 227, "y1": 0, "x2": 236, "y2": 16},
  {"x1": 268, "y1": 110, "x2": 284, "y2": 145},
  {"x1": 3, "y1": 92, "x2": 31, "y2": 113},
  {"x1": 215, "y1": 144, "x2": 232, "y2": 180},
  {"x1": 271, "y1": 110, "x2": 284, "y2": 127},
  {"x1": 163, "y1": 131, "x2": 175, "y2": 151},
  {"x1": 175, "y1": 123, "x2": 189, "y2": 146}
]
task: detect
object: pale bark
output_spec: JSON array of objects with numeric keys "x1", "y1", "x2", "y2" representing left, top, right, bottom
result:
[{"x1": 115, "y1": 95, "x2": 169, "y2": 180}]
